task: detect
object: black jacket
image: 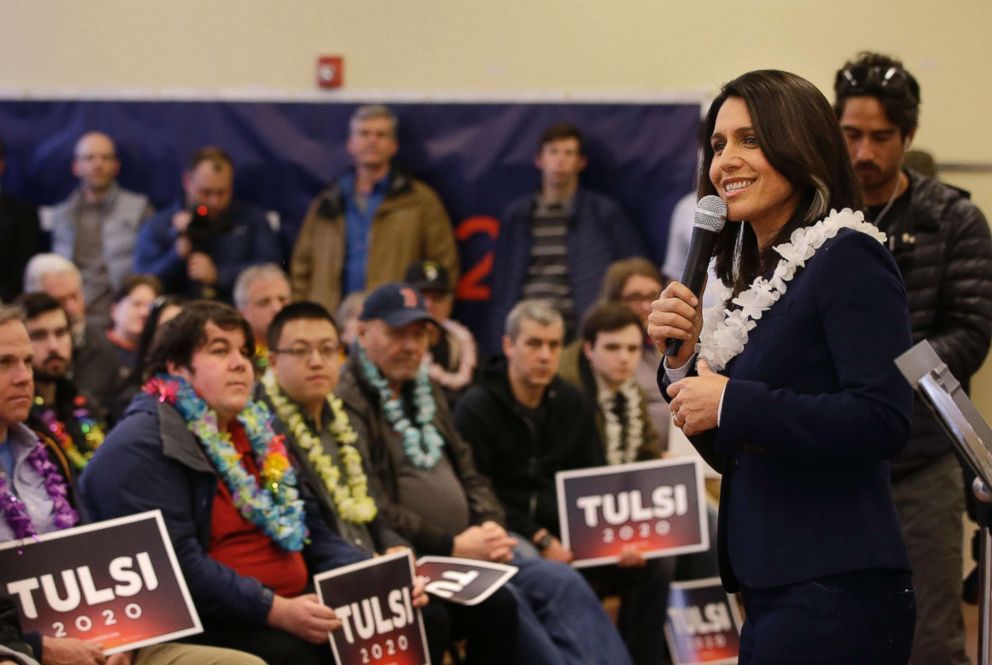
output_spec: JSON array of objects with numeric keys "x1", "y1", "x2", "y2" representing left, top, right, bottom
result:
[
  {"x1": 880, "y1": 171, "x2": 992, "y2": 477},
  {"x1": 0, "y1": 192, "x2": 40, "y2": 303},
  {"x1": 335, "y1": 357, "x2": 505, "y2": 556},
  {"x1": 454, "y1": 356, "x2": 605, "y2": 540}
]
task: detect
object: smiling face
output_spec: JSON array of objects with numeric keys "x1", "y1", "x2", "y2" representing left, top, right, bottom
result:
[
  {"x1": 0, "y1": 320, "x2": 35, "y2": 440},
  {"x1": 168, "y1": 321, "x2": 253, "y2": 426},
  {"x1": 270, "y1": 318, "x2": 341, "y2": 418},
  {"x1": 708, "y1": 97, "x2": 799, "y2": 239}
]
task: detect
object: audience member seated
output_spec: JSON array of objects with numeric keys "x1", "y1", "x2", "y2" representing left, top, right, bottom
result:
[
  {"x1": 23, "y1": 254, "x2": 121, "y2": 416},
  {"x1": 489, "y1": 123, "x2": 645, "y2": 348},
  {"x1": 335, "y1": 292, "x2": 365, "y2": 356},
  {"x1": 559, "y1": 303, "x2": 664, "y2": 464},
  {"x1": 233, "y1": 264, "x2": 291, "y2": 370},
  {"x1": 404, "y1": 260, "x2": 477, "y2": 407},
  {"x1": 455, "y1": 300, "x2": 671, "y2": 665},
  {"x1": 45, "y1": 132, "x2": 153, "y2": 331},
  {"x1": 134, "y1": 147, "x2": 281, "y2": 301},
  {"x1": 79, "y1": 302, "x2": 427, "y2": 665},
  {"x1": 598, "y1": 258, "x2": 670, "y2": 449},
  {"x1": 118, "y1": 295, "x2": 186, "y2": 416},
  {"x1": 290, "y1": 105, "x2": 459, "y2": 313},
  {"x1": 0, "y1": 135, "x2": 41, "y2": 304},
  {"x1": 18, "y1": 293, "x2": 108, "y2": 485},
  {"x1": 336, "y1": 283, "x2": 633, "y2": 665},
  {"x1": 106, "y1": 275, "x2": 162, "y2": 382},
  {"x1": 261, "y1": 301, "x2": 516, "y2": 665},
  {"x1": 0, "y1": 305, "x2": 265, "y2": 665}
]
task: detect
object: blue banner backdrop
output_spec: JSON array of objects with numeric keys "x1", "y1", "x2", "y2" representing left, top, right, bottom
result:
[{"x1": 0, "y1": 99, "x2": 700, "y2": 348}]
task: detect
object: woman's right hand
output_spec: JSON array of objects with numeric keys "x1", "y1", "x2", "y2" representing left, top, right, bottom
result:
[{"x1": 647, "y1": 280, "x2": 703, "y2": 370}]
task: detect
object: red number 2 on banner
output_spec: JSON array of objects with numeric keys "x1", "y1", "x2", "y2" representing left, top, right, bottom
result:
[{"x1": 455, "y1": 216, "x2": 499, "y2": 301}]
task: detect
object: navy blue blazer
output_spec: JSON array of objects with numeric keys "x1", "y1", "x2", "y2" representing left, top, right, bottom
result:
[{"x1": 664, "y1": 228, "x2": 914, "y2": 592}]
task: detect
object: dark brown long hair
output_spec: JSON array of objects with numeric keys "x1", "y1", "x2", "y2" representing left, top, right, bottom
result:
[{"x1": 699, "y1": 70, "x2": 863, "y2": 296}]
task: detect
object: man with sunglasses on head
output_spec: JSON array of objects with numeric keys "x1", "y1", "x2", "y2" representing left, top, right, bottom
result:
[{"x1": 834, "y1": 51, "x2": 992, "y2": 665}]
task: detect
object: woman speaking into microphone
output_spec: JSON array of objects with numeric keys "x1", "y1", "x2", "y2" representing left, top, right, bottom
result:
[{"x1": 650, "y1": 70, "x2": 916, "y2": 663}]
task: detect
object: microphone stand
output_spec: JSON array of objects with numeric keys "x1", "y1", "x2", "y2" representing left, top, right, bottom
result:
[
  {"x1": 974, "y1": 479, "x2": 992, "y2": 665},
  {"x1": 895, "y1": 341, "x2": 992, "y2": 665}
]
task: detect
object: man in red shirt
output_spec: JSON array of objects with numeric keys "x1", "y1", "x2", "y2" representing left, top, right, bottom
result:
[{"x1": 80, "y1": 302, "x2": 427, "y2": 665}]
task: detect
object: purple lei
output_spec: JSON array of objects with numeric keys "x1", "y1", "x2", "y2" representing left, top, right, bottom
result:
[{"x1": 0, "y1": 440, "x2": 79, "y2": 539}]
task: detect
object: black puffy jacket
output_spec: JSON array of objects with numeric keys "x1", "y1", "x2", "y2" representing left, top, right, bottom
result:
[{"x1": 878, "y1": 170, "x2": 992, "y2": 477}]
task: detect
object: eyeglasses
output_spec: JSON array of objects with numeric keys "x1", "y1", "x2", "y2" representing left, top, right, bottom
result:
[
  {"x1": 837, "y1": 65, "x2": 917, "y2": 99},
  {"x1": 273, "y1": 343, "x2": 339, "y2": 361}
]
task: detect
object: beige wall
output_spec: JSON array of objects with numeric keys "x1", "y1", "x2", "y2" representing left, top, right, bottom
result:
[{"x1": 4, "y1": 0, "x2": 992, "y2": 414}]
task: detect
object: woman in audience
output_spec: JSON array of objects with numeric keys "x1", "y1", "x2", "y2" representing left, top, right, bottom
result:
[
  {"x1": 599, "y1": 258, "x2": 669, "y2": 449},
  {"x1": 649, "y1": 70, "x2": 916, "y2": 663}
]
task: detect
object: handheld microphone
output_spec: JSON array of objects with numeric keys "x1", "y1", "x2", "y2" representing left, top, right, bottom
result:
[{"x1": 665, "y1": 195, "x2": 727, "y2": 358}]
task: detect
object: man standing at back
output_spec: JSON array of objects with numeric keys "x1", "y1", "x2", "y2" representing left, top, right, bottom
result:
[
  {"x1": 488, "y1": 123, "x2": 645, "y2": 349},
  {"x1": 835, "y1": 51, "x2": 992, "y2": 665},
  {"x1": 290, "y1": 105, "x2": 459, "y2": 314},
  {"x1": 46, "y1": 132, "x2": 152, "y2": 330},
  {"x1": 135, "y1": 147, "x2": 281, "y2": 301}
]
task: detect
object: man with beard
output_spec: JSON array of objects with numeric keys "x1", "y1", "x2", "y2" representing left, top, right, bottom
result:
[
  {"x1": 17, "y1": 293, "x2": 107, "y2": 485},
  {"x1": 135, "y1": 147, "x2": 281, "y2": 301},
  {"x1": 834, "y1": 51, "x2": 992, "y2": 665},
  {"x1": 23, "y1": 254, "x2": 122, "y2": 417},
  {"x1": 0, "y1": 305, "x2": 265, "y2": 665}
]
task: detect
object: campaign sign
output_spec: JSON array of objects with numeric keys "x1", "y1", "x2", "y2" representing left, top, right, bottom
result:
[
  {"x1": 664, "y1": 578, "x2": 742, "y2": 664},
  {"x1": 556, "y1": 458, "x2": 709, "y2": 568},
  {"x1": 415, "y1": 557, "x2": 517, "y2": 606},
  {"x1": 0, "y1": 510, "x2": 201, "y2": 655},
  {"x1": 315, "y1": 551, "x2": 430, "y2": 665}
]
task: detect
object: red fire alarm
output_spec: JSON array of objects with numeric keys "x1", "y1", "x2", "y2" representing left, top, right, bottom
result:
[{"x1": 317, "y1": 56, "x2": 344, "y2": 89}]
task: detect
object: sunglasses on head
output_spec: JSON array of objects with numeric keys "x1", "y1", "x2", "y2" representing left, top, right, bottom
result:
[{"x1": 837, "y1": 65, "x2": 915, "y2": 97}]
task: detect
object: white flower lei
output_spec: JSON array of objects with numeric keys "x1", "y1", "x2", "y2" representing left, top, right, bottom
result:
[
  {"x1": 598, "y1": 379, "x2": 644, "y2": 466},
  {"x1": 261, "y1": 370, "x2": 377, "y2": 524},
  {"x1": 698, "y1": 208, "x2": 886, "y2": 371}
]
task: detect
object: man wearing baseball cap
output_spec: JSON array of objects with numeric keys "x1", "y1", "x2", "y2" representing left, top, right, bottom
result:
[
  {"x1": 335, "y1": 282, "x2": 633, "y2": 665},
  {"x1": 404, "y1": 261, "x2": 477, "y2": 407}
]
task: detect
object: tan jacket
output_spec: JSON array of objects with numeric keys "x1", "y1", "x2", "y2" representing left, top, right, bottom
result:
[{"x1": 290, "y1": 170, "x2": 459, "y2": 312}]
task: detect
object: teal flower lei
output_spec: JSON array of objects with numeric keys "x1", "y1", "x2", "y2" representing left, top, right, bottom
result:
[
  {"x1": 356, "y1": 346, "x2": 444, "y2": 469},
  {"x1": 144, "y1": 374, "x2": 308, "y2": 551}
]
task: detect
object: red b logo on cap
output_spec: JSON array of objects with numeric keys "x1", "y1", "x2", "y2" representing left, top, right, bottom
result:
[{"x1": 400, "y1": 287, "x2": 418, "y2": 308}]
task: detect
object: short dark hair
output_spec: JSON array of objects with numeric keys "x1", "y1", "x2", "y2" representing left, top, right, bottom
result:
[
  {"x1": 833, "y1": 51, "x2": 920, "y2": 138},
  {"x1": 16, "y1": 292, "x2": 69, "y2": 325},
  {"x1": 580, "y1": 303, "x2": 643, "y2": 346},
  {"x1": 538, "y1": 123, "x2": 585, "y2": 156},
  {"x1": 113, "y1": 274, "x2": 163, "y2": 304},
  {"x1": 145, "y1": 301, "x2": 253, "y2": 377},
  {"x1": 188, "y1": 146, "x2": 234, "y2": 173},
  {"x1": 267, "y1": 301, "x2": 340, "y2": 351},
  {"x1": 700, "y1": 70, "x2": 863, "y2": 298}
]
